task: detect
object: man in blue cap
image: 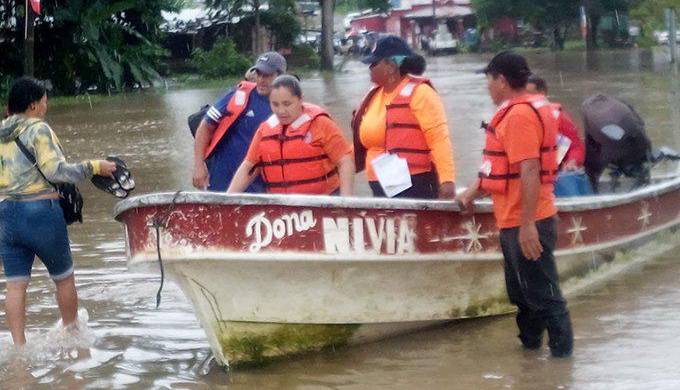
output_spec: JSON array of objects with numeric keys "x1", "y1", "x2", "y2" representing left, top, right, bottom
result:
[{"x1": 192, "y1": 52, "x2": 287, "y2": 191}]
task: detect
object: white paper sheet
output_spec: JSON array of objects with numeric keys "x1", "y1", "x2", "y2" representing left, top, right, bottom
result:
[
  {"x1": 556, "y1": 134, "x2": 572, "y2": 165},
  {"x1": 371, "y1": 153, "x2": 412, "y2": 197}
]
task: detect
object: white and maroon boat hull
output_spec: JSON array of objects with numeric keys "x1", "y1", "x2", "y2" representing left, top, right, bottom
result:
[{"x1": 114, "y1": 175, "x2": 680, "y2": 366}]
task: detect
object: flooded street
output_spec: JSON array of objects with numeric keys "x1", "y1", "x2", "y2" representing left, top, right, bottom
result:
[{"x1": 1, "y1": 49, "x2": 680, "y2": 389}]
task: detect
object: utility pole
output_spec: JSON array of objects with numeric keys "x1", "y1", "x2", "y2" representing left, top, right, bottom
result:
[
  {"x1": 320, "y1": 0, "x2": 334, "y2": 70},
  {"x1": 24, "y1": 0, "x2": 35, "y2": 76},
  {"x1": 431, "y1": 0, "x2": 436, "y2": 36},
  {"x1": 667, "y1": 8, "x2": 678, "y2": 65}
]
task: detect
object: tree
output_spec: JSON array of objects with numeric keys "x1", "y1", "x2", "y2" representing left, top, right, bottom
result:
[
  {"x1": 630, "y1": 0, "x2": 680, "y2": 38},
  {"x1": 582, "y1": 0, "x2": 634, "y2": 48},
  {"x1": 473, "y1": 0, "x2": 635, "y2": 50},
  {"x1": 473, "y1": 0, "x2": 579, "y2": 49},
  {"x1": 358, "y1": 0, "x2": 389, "y2": 12},
  {"x1": 320, "y1": 0, "x2": 334, "y2": 69},
  {"x1": 0, "y1": 1, "x2": 181, "y2": 94},
  {"x1": 39, "y1": 0, "x2": 181, "y2": 93}
]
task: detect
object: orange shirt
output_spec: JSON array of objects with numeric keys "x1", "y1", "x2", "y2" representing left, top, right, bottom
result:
[
  {"x1": 245, "y1": 114, "x2": 353, "y2": 165},
  {"x1": 358, "y1": 78, "x2": 456, "y2": 184},
  {"x1": 490, "y1": 101, "x2": 557, "y2": 228}
]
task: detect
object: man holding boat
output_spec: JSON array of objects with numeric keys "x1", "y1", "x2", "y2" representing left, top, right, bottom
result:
[{"x1": 456, "y1": 52, "x2": 573, "y2": 358}]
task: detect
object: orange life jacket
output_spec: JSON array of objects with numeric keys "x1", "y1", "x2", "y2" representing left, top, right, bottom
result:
[
  {"x1": 256, "y1": 103, "x2": 339, "y2": 195},
  {"x1": 478, "y1": 95, "x2": 558, "y2": 194},
  {"x1": 204, "y1": 81, "x2": 257, "y2": 159},
  {"x1": 351, "y1": 76, "x2": 433, "y2": 175}
]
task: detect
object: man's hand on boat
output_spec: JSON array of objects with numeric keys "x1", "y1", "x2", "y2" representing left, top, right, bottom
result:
[
  {"x1": 438, "y1": 181, "x2": 456, "y2": 200},
  {"x1": 519, "y1": 222, "x2": 543, "y2": 260},
  {"x1": 455, "y1": 180, "x2": 481, "y2": 214},
  {"x1": 193, "y1": 161, "x2": 210, "y2": 190}
]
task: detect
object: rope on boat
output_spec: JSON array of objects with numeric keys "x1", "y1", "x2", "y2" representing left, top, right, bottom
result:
[
  {"x1": 154, "y1": 223, "x2": 165, "y2": 309},
  {"x1": 150, "y1": 190, "x2": 182, "y2": 309}
]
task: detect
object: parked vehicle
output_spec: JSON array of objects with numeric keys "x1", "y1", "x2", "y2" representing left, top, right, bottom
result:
[
  {"x1": 428, "y1": 28, "x2": 458, "y2": 55},
  {"x1": 654, "y1": 30, "x2": 680, "y2": 45}
]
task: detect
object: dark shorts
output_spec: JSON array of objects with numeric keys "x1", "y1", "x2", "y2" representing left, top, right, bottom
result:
[{"x1": 0, "y1": 198, "x2": 74, "y2": 282}]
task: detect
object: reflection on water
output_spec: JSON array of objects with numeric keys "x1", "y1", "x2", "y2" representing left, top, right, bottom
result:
[{"x1": 1, "y1": 49, "x2": 679, "y2": 388}]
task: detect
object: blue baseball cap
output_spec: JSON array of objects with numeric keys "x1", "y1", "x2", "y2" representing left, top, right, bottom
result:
[
  {"x1": 253, "y1": 51, "x2": 287, "y2": 75},
  {"x1": 361, "y1": 35, "x2": 414, "y2": 65}
]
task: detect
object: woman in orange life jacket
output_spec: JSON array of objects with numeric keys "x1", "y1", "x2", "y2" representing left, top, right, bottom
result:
[
  {"x1": 352, "y1": 35, "x2": 456, "y2": 199},
  {"x1": 228, "y1": 75, "x2": 355, "y2": 195}
]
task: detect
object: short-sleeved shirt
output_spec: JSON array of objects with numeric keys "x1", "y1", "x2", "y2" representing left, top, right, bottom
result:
[
  {"x1": 491, "y1": 100, "x2": 557, "y2": 229},
  {"x1": 558, "y1": 109, "x2": 585, "y2": 167},
  {"x1": 358, "y1": 78, "x2": 455, "y2": 184},
  {"x1": 203, "y1": 88, "x2": 271, "y2": 192},
  {"x1": 246, "y1": 114, "x2": 353, "y2": 166}
]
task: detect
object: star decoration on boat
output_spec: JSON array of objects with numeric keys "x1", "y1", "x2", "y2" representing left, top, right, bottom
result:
[
  {"x1": 637, "y1": 201, "x2": 652, "y2": 228},
  {"x1": 566, "y1": 216, "x2": 587, "y2": 246},
  {"x1": 450, "y1": 217, "x2": 492, "y2": 253}
]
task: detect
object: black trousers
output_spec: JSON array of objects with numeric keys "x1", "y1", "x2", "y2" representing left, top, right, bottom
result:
[
  {"x1": 369, "y1": 171, "x2": 438, "y2": 199},
  {"x1": 499, "y1": 217, "x2": 573, "y2": 357}
]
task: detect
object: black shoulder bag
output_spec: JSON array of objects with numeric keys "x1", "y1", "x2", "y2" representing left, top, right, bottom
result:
[{"x1": 14, "y1": 138, "x2": 84, "y2": 225}]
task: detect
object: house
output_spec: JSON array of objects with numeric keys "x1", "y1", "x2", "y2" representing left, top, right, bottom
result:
[{"x1": 348, "y1": 0, "x2": 475, "y2": 49}]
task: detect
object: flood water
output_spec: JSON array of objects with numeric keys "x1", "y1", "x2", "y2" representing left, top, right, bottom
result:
[{"x1": 1, "y1": 48, "x2": 680, "y2": 389}]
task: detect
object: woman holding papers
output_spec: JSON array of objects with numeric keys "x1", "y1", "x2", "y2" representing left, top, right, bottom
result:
[
  {"x1": 351, "y1": 35, "x2": 456, "y2": 199},
  {"x1": 228, "y1": 75, "x2": 354, "y2": 196}
]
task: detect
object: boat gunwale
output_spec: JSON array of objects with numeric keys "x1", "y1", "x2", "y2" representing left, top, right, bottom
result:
[{"x1": 113, "y1": 172, "x2": 680, "y2": 218}]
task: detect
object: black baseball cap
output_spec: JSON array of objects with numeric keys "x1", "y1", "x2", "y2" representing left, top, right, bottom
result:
[
  {"x1": 361, "y1": 35, "x2": 414, "y2": 65},
  {"x1": 478, "y1": 51, "x2": 531, "y2": 80}
]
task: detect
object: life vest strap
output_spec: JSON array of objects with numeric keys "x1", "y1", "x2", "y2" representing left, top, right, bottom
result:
[
  {"x1": 389, "y1": 147, "x2": 430, "y2": 154},
  {"x1": 257, "y1": 154, "x2": 329, "y2": 167},
  {"x1": 386, "y1": 103, "x2": 411, "y2": 110},
  {"x1": 264, "y1": 167, "x2": 339, "y2": 188},
  {"x1": 386, "y1": 122, "x2": 419, "y2": 129},
  {"x1": 478, "y1": 172, "x2": 521, "y2": 180},
  {"x1": 483, "y1": 150, "x2": 506, "y2": 156},
  {"x1": 261, "y1": 134, "x2": 306, "y2": 142}
]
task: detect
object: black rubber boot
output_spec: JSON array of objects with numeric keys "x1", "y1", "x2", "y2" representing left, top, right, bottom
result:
[
  {"x1": 546, "y1": 311, "x2": 573, "y2": 358},
  {"x1": 516, "y1": 310, "x2": 545, "y2": 350}
]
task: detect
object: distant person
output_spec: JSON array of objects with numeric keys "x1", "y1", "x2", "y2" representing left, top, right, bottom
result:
[
  {"x1": 0, "y1": 77, "x2": 117, "y2": 347},
  {"x1": 244, "y1": 66, "x2": 257, "y2": 83},
  {"x1": 581, "y1": 94, "x2": 652, "y2": 192},
  {"x1": 527, "y1": 75, "x2": 592, "y2": 197},
  {"x1": 526, "y1": 75, "x2": 584, "y2": 171},
  {"x1": 457, "y1": 52, "x2": 573, "y2": 358},
  {"x1": 352, "y1": 35, "x2": 456, "y2": 199},
  {"x1": 192, "y1": 52, "x2": 287, "y2": 192},
  {"x1": 228, "y1": 75, "x2": 354, "y2": 195}
]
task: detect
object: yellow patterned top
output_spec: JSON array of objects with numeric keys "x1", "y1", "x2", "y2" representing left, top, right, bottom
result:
[{"x1": 0, "y1": 115, "x2": 101, "y2": 198}]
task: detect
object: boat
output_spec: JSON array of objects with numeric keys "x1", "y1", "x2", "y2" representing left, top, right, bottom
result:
[{"x1": 113, "y1": 168, "x2": 680, "y2": 367}]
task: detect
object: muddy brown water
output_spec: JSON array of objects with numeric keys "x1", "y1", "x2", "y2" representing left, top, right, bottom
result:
[{"x1": 1, "y1": 48, "x2": 679, "y2": 389}]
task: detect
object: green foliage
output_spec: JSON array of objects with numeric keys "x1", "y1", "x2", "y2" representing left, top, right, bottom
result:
[
  {"x1": 0, "y1": 0, "x2": 181, "y2": 95},
  {"x1": 472, "y1": 0, "x2": 579, "y2": 29},
  {"x1": 230, "y1": 9, "x2": 302, "y2": 52},
  {"x1": 191, "y1": 38, "x2": 252, "y2": 78},
  {"x1": 472, "y1": 0, "x2": 638, "y2": 49},
  {"x1": 336, "y1": 0, "x2": 391, "y2": 13},
  {"x1": 631, "y1": 0, "x2": 680, "y2": 37},
  {"x1": 0, "y1": 74, "x2": 11, "y2": 107},
  {"x1": 287, "y1": 44, "x2": 321, "y2": 69},
  {"x1": 206, "y1": 0, "x2": 301, "y2": 52}
]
